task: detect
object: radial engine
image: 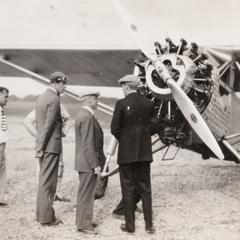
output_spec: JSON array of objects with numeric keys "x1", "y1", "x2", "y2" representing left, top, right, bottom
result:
[{"x1": 134, "y1": 38, "x2": 214, "y2": 145}]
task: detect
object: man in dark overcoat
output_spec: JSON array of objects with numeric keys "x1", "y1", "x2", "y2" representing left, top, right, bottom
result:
[
  {"x1": 35, "y1": 72, "x2": 67, "y2": 226},
  {"x1": 111, "y1": 74, "x2": 155, "y2": 234}
]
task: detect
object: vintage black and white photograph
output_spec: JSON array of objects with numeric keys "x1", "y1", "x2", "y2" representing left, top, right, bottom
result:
[{"x1": 0, "y1": 0, "x2": 240, "y2": 239}]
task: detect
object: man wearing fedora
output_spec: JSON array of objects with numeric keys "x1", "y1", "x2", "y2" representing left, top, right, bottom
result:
[
  {"x1": 35, "y1": 71, "x2": 67, "y2": 226},
  {"x1": 75, "y1": 89, "x2": 105, "y2": 234},
  {"x1": 111, "y1": 74, "x2": 155, "y2": 234}
]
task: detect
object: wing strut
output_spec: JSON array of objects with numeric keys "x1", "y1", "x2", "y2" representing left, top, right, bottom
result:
[
  {"x1": 222, "y1": 140, "x2": 240, "y2": 163},
  {"x1": 0, "y1": 56, "x2": 113, "y2": 116},
  {"x1": 0, "y1": 56, "x2": 178, "y2": 177}
]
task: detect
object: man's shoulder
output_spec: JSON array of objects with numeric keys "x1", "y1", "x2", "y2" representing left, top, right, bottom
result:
[
  {"x1": 135, "y1": 93, "x2": 152, "y2": 103},
  {"x1": 129, "y1": 94, "x2": 154, "y2": 110},
  {"x1": 75, "y1": 108, "x2": 92, "y2": 121},
  {"x1": 143, "y1": 96, "x2": 154, "y2": 105},
  {"x1": 116, "y1": 97, "x2": 125, "y2": 104},
  {"x1": 126, "y1": 93, "x2": 145, "y2": 102},
  {"x1": 37, "y1": 89, "x2": 59, "y2": 103},
  {"x1": 116, "y1": 94, "x2": 139, "y2": 106}
]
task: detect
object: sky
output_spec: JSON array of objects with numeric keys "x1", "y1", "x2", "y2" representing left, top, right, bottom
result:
[{"x1": 0, "y1": 0, "x2": 240, "y2": 97}]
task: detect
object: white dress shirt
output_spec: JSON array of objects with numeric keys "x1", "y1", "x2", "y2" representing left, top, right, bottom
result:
[
  {"x1": 82, "y1": 106, "x2": 94, "y2": 116},
  {"x1": 0, "y1": 106, "x2": 8, "y2": 144},
  {"x1": 24, "y1": 104, "x2": 71, "y2": 137}
]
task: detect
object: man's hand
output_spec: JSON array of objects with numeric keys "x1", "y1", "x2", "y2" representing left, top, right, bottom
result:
[
  {"x1": 35, "y1": 149, "x2": 43, "y2": 158},
  {"x1": 58, "y1": 163, "x2": 64, "y2": 178},
  {"x1": 94, "y1": 166, "x2": 101, "y2": 175},
  {"x1": 101, "y1": 166, "x2": 119, "y2": 178},
  {"x1": 101, "y1": 171, "x2": 109, "y2": 178}
]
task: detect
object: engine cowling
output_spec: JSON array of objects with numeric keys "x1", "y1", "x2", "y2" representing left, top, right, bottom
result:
[{"x1": 134, "y1": 39, "x2": 214, "y2": 145}]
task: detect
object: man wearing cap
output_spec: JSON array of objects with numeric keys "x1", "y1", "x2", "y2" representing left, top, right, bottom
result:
[
  {"x1": 75, "y1": 89, "x2": 105, "y2": 234},
  {"x1": 111, "y1": 74, "x2": 155, "y2": 234},
  {"x1": 24, "y1": 103, "x2": 72, "y2": 202},
  {"x1": 35, "y1": 71, "x2": 67, "y2": 226}
]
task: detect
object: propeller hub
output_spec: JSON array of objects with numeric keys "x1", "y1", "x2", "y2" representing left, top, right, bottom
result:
[{"x1": 144, "y1": 54, "x2": 195, "y2": 99}]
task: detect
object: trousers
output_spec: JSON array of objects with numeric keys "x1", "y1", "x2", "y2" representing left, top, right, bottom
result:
[
  {"x1": 36, "y1": 152, "x2": 59, "y2": 224},
  {"x1": 76, "y1": 172, "x2": 97, "y2": 230},
  {"x1": 119, "y1": 162, "x2": 153, "y2": 231},
  {"x1": 0, "y1": 143, "x2": 6, "y2": 202}
]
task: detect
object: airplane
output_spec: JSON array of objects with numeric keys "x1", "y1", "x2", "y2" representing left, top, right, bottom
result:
[{"x1": 0, "y1": 0, "x2": 240, "y2": 176}]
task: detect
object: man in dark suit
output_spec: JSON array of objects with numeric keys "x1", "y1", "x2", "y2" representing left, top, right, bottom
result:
[
  {"x1": 111, "y1": 74, "x2": 155, "y2": 234},
  {"x1": 35, "y1": 71, "x2": 67, "y2": 226},
  {"x1": 75, "y1": 89, "x2": 105, "y2": 234}
]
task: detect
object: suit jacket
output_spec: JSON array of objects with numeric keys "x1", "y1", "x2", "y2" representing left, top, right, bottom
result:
[
  {"x1": 75, "y1": 108, "x2": 105, "y2": 173},
  {"x1": 35, "y1": 88, "x2": 62, "y2": 154},
  {"x1": 111, "y1": 92, "x2": 154, "y2": 165}
]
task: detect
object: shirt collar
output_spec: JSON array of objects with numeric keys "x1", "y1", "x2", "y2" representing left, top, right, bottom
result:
[
  {"x1": 127, "y1": 90, "x2": 137, "y2": 96},
  {"x1": 82, "y1": 106, "x2": 94, "y2": 116},
  {"x1": 48, "y1": 87, "x2": 58, "y2": 95},
  {"x1": 129, "y1": 90, "x2": 136, "y2": 94}
]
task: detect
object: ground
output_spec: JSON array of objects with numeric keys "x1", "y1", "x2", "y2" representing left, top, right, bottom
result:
[{"x1": 0, "y1": 113, "x2": 240, "y2": 240}]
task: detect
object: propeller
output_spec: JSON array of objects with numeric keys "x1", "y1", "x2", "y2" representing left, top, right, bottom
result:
[
  {"x1": 113, "y1": 0, "x2": 224, "y2": 160},
  {"x1": 166, "y1": 78, "x2": 224, "y2": 160},
  {"x1": 112, "y1": 0, "x2": 158, "y2": 62}
]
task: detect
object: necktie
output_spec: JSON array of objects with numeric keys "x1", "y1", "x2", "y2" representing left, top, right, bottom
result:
[{"x1": 1, "y1": 109, "x2": 8, "y2": 131}]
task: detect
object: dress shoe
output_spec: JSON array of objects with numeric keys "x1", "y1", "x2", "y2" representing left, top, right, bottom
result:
[
  {"x1": 51, "y1": 218, "x2": 63, "y2": 226},
  {"x1": 92, "y1": 223, "x2": 98, "y2": 228},
  {"x1": 112, "y1": 209, "x2": 124, "y2": 215},
  {"x1": 0, "y1": 200, "x2": 8, "y2": 206},
  {"x1": 94, "y1": 194, "x2": 104, "y2": 200},
  {"x1": 42, "y1": 218, "x2": 63, "y2": 226},
  {"x1": 112, "y1": 213, "x2": 124, "y2": 220},
  {"x1": 146, "y1": 226, "x2": 156, "y2": 234},
  {"x1": 54, "y1": 195, "x2": 70, "y2": 202},
  {"x1": 120, "y1": 224, "x2": 135, "y2": 233},
  {"x1": 78, "y1": 229, "x2": 98, "y2": 235}
]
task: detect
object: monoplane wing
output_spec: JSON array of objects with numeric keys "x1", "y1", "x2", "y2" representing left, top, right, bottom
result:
[{"x1": 0, "y1": 49, "x2": 139, "y2": 87}]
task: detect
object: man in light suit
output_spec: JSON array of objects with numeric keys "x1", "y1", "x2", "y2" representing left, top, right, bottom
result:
[
  {"x1": 35, "y1": 71, "x2": 67, "y2": 226},
  {"x1": 111, "y1": 75, "x2": 155, "y2": 234},
  {"x1": 24, "y1": 104, "x2": 72, "y2": 202},
  {"x1": 75, "y1": 89, "x2": 105, "y2": 234}
]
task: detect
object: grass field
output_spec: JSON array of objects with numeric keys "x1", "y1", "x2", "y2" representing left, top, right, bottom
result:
[
  {"x1": 6, "y1": 99, "x2": 114, "y2": 129},
  {"x1": 1, "y1": 101, "x2": 240, "y2": 240}
]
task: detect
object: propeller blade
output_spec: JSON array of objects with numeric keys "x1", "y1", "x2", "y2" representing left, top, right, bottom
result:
[
  {"x1": 112, "y1": 0, "x2": 157, "y2": 61},
  {"x1": 166, "y1": 78, "x2": 224, "y2": 160},
  {"x1": 113, "y1": 0, "x2": 224, "y2": 160}
]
